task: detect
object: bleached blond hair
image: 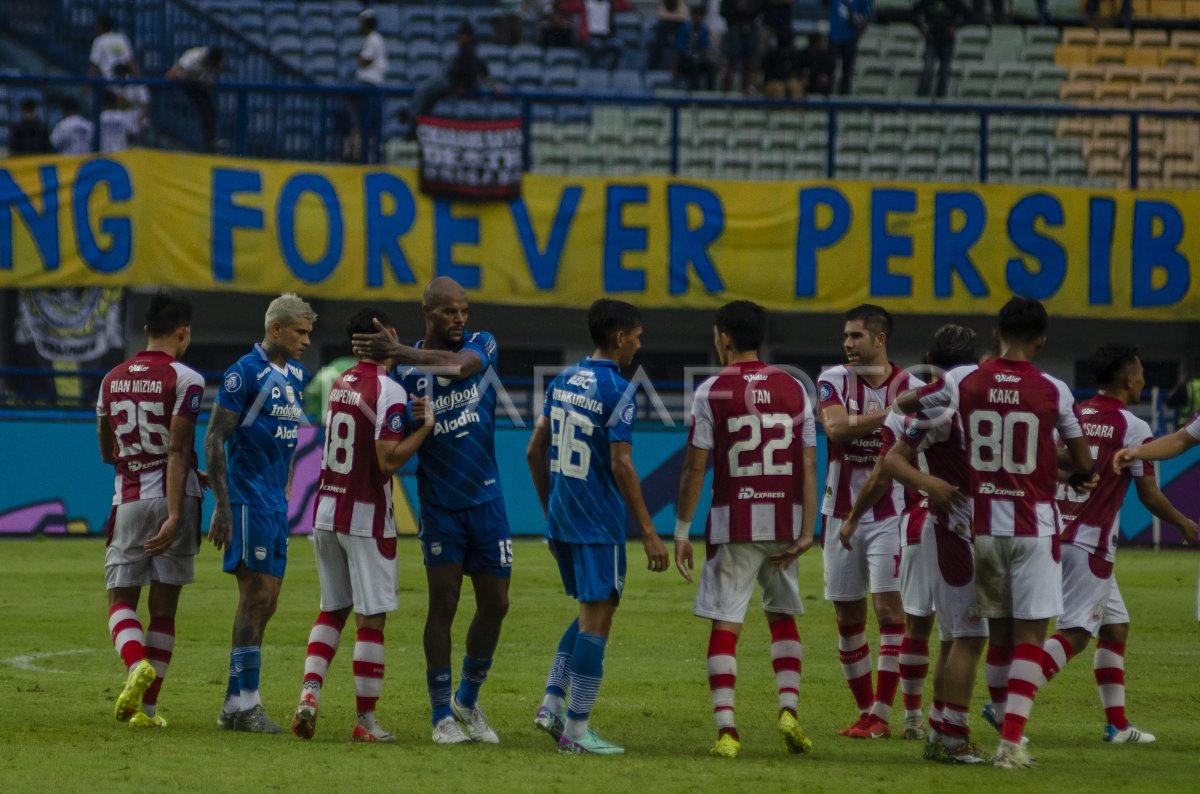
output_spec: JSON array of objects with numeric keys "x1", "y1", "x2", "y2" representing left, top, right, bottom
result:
[{"x1": 264, "y1": 293, "x2": 316, "y2": 330}]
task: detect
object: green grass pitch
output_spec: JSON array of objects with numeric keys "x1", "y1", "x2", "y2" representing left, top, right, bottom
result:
[{"x1": 2, "y1": 538, "x2": 1198, "y2": 792}]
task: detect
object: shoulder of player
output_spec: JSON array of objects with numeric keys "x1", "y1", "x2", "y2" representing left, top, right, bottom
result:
[
  {"x1": 168, "y1": 360, "x2": 205, "y2": 385},
  {"x1": 818, "y1": 364, "x2": 849, "y2": 383},
  {"x1": 892, "y1": 365, "x2": 926, "y2": 389},
  {"x1": 1118, "y1": 409, "x2": 1153, "y2": 440}
]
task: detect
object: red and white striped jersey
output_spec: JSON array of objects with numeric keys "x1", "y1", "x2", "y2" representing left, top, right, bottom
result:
[
  {"x1": 313, "y1": 361, "x2": 408, "y2": 539},
  {"x1": 818, "y1": 363, "x2": 923, "y2": 521},
  {"x1": 918, "y1": 358, "x2": 1083, "y2": 538},
  {"x1": 879, "y1": 413, "x2": 926, "y2": 547},
  {"x1": 689, "y1": 360, "x2": 816, "y2": 545},
  {"x1": 1057, "y1": 395, "x2": 1152, "y2": 563},
  {"x1": 96, "y1": 351, "x2": 204, "y2": 505}
]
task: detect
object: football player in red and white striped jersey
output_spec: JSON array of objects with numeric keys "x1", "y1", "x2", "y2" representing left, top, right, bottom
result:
[
  {"x1": 817, "y1": 304, "x2": 924, "y2": 739},
  {"x1": 674, "y1": 301, "x2": 817, "y2": 759},
  {"x1": 291, "y1": 308, "x2": 433, "y2": 743},
  {"x1": 96, "y1": 291, "x2": 204, "y2": 728},
  {"x1": 1040, "y1": 344, "x2": 1196, "y2": 746}
]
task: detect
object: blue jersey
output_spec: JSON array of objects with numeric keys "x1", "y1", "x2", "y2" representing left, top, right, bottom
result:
[
  {"x1": 543, "y1": 358, "x2": 636, "y2": 545},
  {"x1": 215, "y1": 343, "x2": 307, "y2": 514},
  {"x1": 392, "y1": 330, "x2": 502, "y2": 511}
]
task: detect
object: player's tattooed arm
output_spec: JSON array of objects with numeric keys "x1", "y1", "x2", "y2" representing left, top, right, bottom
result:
[
  {"x1": 97, "y1": 418, "x2": 116, "y2": 465},
  {"x1": 352, "y1": 319, "x2": 483, "y2": 380},
  {"x1": 204, "y1": 404, "x2": 240, "y2": 549},
  {"x1": 673, "y1": 444, "x2": 709, "y2": 582},
  {"x1": 612, "y1": 441, "x2": 669, "y2": 573}
]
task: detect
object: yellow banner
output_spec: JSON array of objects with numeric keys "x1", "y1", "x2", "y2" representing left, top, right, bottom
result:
[{"x1": 1, "y1": 149, "x2": 1196, "y2": 320}]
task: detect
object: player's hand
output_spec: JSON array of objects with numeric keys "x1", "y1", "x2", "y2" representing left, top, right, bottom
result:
[
  {"x1": 1070, "y1": 472, "x2": 1100, "y2": 496},
  {"x1": 208, "y1": 505, "x2": 232, "y2": 550},
  {"x1": 674, "y1": 538, "x2": 694, "y2": 582},
  {"x1": 1113, "y1": 447, "x2": 1139, "y2": 472},
  {"x1": 1180, "y1": 518, "x2": 1198, "y2": 544},
  {"x1": 838, "y1": 519, "x2": 858, "y2": 550},
  {"x1": 643, "y1": 532, "x2": 669, "y2": 572},
  {"x1": 146, "y1": 515, "x2": 179, "y2": 556},
  {"x1": 411, "y1": 396, "x2": 433, "y2": 428},
  {"x1": 197, "y1": 469, "x2": 210, "y2": 490},
  {"x1": 769, "y1": 535, "x2": 813, "y2": 568},
  {"x1": 925, "y1": 478, "x2": 968, "y2": 513},
  {"x1": 351, "y1": 318, "x2": 399, "y2": 360}
]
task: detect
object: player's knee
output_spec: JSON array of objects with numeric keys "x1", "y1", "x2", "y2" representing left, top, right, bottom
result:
[{"x1": 481, "y1": 592, "x2": 510, "y2": 622}]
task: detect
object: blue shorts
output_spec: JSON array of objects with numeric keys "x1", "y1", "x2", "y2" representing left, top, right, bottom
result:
[
  {"x1": 553, "y1": 541, "x2": 626, "y2": 604},
  {"x1": 419, "y1": 498, "x2": 513, "y2": 579},
  {"x1": 223, "y1": 504, "x2": 288, "y2": 579}
]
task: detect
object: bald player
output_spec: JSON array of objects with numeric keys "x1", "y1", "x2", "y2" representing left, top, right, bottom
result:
[{"x1": 353, "y1": 277, "x2": 510, "y2": 745}]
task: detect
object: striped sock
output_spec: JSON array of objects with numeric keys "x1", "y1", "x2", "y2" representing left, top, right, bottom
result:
[
  {"x1": 837, "y1": 622, "x2": 874, "y2": 714},
  {"x1": 1001, "y1": 643, "x2": 1048, "y2": 744},
  {"x1": 1042, "y1": 633, "x2": 1075, "y2": 683},
  {"x1": 941, "y1": 702, "x2": 970, "y2": 749},
  {"x1": 108, "y1": 602, "x2": 145, "y2": 670},
  {"x1": 899, "y1": 636, "x2": 928, "y2": 720},
  {"x1": 930, "y1": 698, "x2": 945, "y2": 736},
  {"x1": 353, "y1": 628, "x2": 385, "y2": 719},
  {"x1": 542, "y1": 618, "x2": 579, "y2": 714},
  {"x1": 869, "y1": 624, "x2": 904, "y2": 722},
  {"x1": 707, "y1": 628, "x2": 739, "y2": 739},
  {"x1": 1094, "y1": 639, "x2": 1128, "y2": 730},
  {"x1": 142, "y1": 616, "x2": 175, "y2": 717},
  {"x1": 233, "y1": 646, "x2": 262, "y2": 712},
  {"x1": 769, "y1": 617, "x2": 803, "y2": 718},
  {"x1": 456, "y1": 656, "x2": 493, "y2": 709},
  {"x1": 985, "y1": 643, "x2": 1012, "y2": 723},
  {"x1": 427, "y1": 667, "x2": 453, "y2": 724},
  {"x1": 565, "y1": 632, "x2": 606, "y2": 740},
  {"x1": 302, "y1": 610, "x2": 346, "y2": 702}
]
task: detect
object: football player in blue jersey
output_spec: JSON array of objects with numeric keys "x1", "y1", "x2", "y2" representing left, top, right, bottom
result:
[
  {"x1": 525, "y1": 299, "x2": 670, "y2": 755},
  {"x1": 206, "y1": 293, "x2": 315, "y2": 733},
  {"x1": 352, "y1": 276, "x2": 512, "y2": 744}
]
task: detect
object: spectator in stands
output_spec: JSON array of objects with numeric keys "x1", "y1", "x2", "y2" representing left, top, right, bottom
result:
[
  {"x1": 914, "y1": 0, "x2": 968, "y2": 99},
  {"x1": 88, "y1": 12, "x2": 140, "y2": 81},
  {"x1": 112, "y1": 61, "x2": 151, "y2": 113},
  {"x1": 99, "y1": 90, "x2": 145, "y2": 153},
  {"x1": 50, "y1": 97, "x2": 94, "y2": 155},
  {"x1": 352, "y1": 8, "x2": 388, "y2": 162},
  {"x1": 720, "y1": 0, "x2": 760, "y2": 94},
  {"x1": 539, "y1": 0, "x2": 577, "y2": 48},
  {"x1": 649, "y1": 0, "x2": 690, "y2": 70},
  {"x1": 674, "y1": 5, "x2": 717, "y2": 91},
  {"x1": 762, "y1": 0, "x2": 794, "y2": 57},
  {"x1": 404, "y1": 22, "x2": 503, "y2": 140},
  {"x1": 800, "y1": 33, "x2": 832, "y2": 95},
  {"x1": 761, "y1": 32, "x2": 805, "y2": 100},
  {"x1": 828, "y1": 0, "x2": 873, "y2": 95},
  {"x1": 9, "y1": 98, "x2": 53, "y2": 156},
  {"x1": 583, "y1": 0, "x2": 621, "y2": 70},
  {"x1": 166, "y1": 46, "x2": 226, "y2": 153}
]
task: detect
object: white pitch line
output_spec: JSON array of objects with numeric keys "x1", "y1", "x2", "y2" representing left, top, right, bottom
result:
[{"x1": 3, "y1": 648, "x2": 97, "y2": 673}]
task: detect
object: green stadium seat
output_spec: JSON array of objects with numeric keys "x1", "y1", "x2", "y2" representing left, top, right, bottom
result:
[
  {"x1": 901, "y1": 152, "x2": 937, "y2": 180},
  {"x1": 1025, "y1": 27, "x2": 1061, "y2": 47},
  {"x1": 1022, "y1": 43, "x2": 1057, "y2": 64}
]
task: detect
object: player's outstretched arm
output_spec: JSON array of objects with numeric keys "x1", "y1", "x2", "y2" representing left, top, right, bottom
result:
[
  {"x1": 525, "y1": 417, "x2": 552, "y2": 516},
  {"x1": 1115, "y1": 429, "x2": 1198, "y2": 471},
  {"x1": 353, "y1": 318, "x2": 483, "y2": 380},
  {"x1": 611, "y1": 441, "x2": 669, "y2": 572},
  {"x1": 820, "y1": 402, "x2": 890, "y2": 444},
  {"x1": 146, "y1": 414, "x2": 196, "y2": 556},
  {"x1": 882, "y1": 439, "x2": 967, "y2": 515},
  {"x1": 1134, "y1": 474, "x2": 1199, "y2": 544},
  {"x1": 672, "y1": 444, "x2": 709, "y2": 582},
  {"x1": 839, "y1": 455, "x2": 892, "y2": 550},
  {"x1": 97, "y1": 418, "x2": 116, "y2": 465},
  {"x1": 376, "y1": 397, "x2": 435, "y2": 475},
  {"x1": 203, "y1": 404, "x2": 240, "y2": 550},
  {"x1": 769, "y1": 445, "x2": 819, "y2": 568}
]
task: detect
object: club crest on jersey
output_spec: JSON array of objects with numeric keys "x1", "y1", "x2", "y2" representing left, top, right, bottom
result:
[
  {"x1": 430, "y1": 542, "x2": 443, "y2": 556},
  {"x1": 271, "y1": 386, "x2": 282, "y2": 399},
  {"x1": 285, "y1": 385, "x2": 295, "y2": 402},
  {"x1": 254, "y1": 546, "x2": 267, "y2": 561},
  {"x1": 620, "y1": 404, "x2": 635, "y2": 425},
  {"x1": 388, "y1": 412, "x2": 403, "y2": 432},
  {"x1": 224, "y1": 372, "x2": 242, "y2": 391},
  {"x1": 818, "y1": 382, "x2": 833, "y2": 403},
  {"x1": 865, "y1": 399, "x2": 883, "y2": 413},
  {"x1": 188, "y1": 391, "x2": 201, "y2": 412}
]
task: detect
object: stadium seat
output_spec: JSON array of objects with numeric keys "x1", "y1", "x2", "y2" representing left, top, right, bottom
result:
[
  {"x1": 1095, "y1": 82, "x2": 1132, "y2": 104},
  {"x1": 1166, "y1": 84, "x2": 1200, "y2": 106},
  {"x1": 611, "y1": 70, "x2": 642, "y2": 93},
  {"x1": 1129, "y1": 84, "x2": 1166, "y2": 106},
  {"x1": 1061, "y1": 29, "x2": 1098, "y2": 47},
  {"x1": 1106, "y1": 66, "x2": 1139, "y2": 84},
  {"x1": 1025, "y1": 27, "x2": 1060, "y2": 47},
  {"x1": 1054, "y1": 45, "x2": 1091, "y2": 67},
  {"x1": 1171, "y1": 30, "x2": 1200, "y2": 49},
  {"x1": 511, "y1": 44, "x2": 543, "y2": 66},
  {"x1": 1141, "y1": 67, "x2": 1176, "y2": 85},
  {"x1": 545, "y1": 48, "x2": 583, "y2": 70},
  {"x1": 1022, "y1": 43, "x2": 1056, "y2": 64},
  {"x1": 1159, "y1": 48, "x2": 1195, "y2": 68},
  {"x1": 1091, "y1": 46, "x2": 1126, "y2": 66}
]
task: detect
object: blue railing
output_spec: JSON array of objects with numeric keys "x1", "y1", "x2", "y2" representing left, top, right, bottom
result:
[{"x1": 3, "y1": 72, "x2": 1195, "y2": 187}]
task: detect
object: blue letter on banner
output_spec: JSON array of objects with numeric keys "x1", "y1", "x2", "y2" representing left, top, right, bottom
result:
[
  {"x1": 434, "y1": 199, "x2": 481, "y2": 288},
  {"x1": 1005, "y1": 193, "x2": 1066, "y2": 299},
  {"x1": 870, "y1": 189, "x2": 915, "y2": 297},
  {"x1": 211, "y1": 168, "x2": 263, "y2": 283},
  {"x1": 0, "y1": 165, "x2": 59, "y2": 271},
  {"x1": 1131, "y1": 200, "x2": 1190, "y2": 307},
  {"x1": 795, "y1": 188, "x2": 850, "y2": 297},
  {"x1": 1088, "y1": 197, "x2": 1116, "y2": 306},
  {"x1": 603, "y1": 185, "x2": 648, "y2": 292},
  {"x1": 511, "y1": 186, "x2": 582, "y2": 291},
  {"x1": 277, "y1": 174, "x2": 343, "y2": 284},
  {"x1": 932, "y1": 191, "x2": 988, "y2": 298},
  {"x1": 73, "y1": 160, "x2": 132, "y2": 274},
  {"x1": 364, "y1": 173, "x2": 417, "y2": 288},
  {"x1": 667, "y1": 184, "x2": 725, "y2": 295}
]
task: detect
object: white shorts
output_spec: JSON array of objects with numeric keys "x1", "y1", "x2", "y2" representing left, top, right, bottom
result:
[
  {"x1": 900, "y1": 540, "x2": 933, "y2": 618},
  {"x1": 694, "y1": 541, "x2": 804, "y2": 623},
  {"x1": 313, "y1": 528, "x2": 399, "y2": 616},
  {"x1": 822, "y1": 515, "x2": 901, "y2": 601},
  {"x1": 1057, "y1": 544, "x2": 1128, "y2": 635},
  {"x1": 104, "y1": 497, "x2": 200, "y2": 589},
  {"x1": 922, "y1": 520, "x2": 988, "y2": 640},
  {"x1": 974, "y1": 534, "x2": 1062, "y2": 621}
]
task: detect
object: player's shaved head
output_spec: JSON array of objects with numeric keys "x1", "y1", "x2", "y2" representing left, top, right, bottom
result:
[{"x1": 423, "y1": 277, "x2": 467, "y2": 308}]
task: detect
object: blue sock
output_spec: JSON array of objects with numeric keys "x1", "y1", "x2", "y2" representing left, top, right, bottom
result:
[
  {"x1": 456, "y1": 656, "x2": 492, "y2": 709},
  {"x1": 233, "y1": 646, "x2": 261, "y2": 709},
  {"x1": 427, "y1": 667, "x2": 453, "y2": 724},
  {"x1": 566, "y1": 632, "x2": 606, "y2": 728},
  {"x1": 224, "y1": 652, "x2": 239, "y2": 705},
  {"x1": 546, "y1": 618, "x2": 580, "y2": 699}
]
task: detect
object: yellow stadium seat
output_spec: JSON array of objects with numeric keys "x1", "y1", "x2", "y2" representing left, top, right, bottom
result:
[
  {"x1": 1159, "y1": 48, "x2": 1196, "y2": 67},
  {"x1": 1171, "y1": 31, "x2": 1200, "y2": 50},
  {"x1": 1060, "y1": 82, "x2": 1095, "y2": 103},
  {"x1": 1062, "y1": 28, "x2": 1098, "y2": 47},
  {"x1": 1166, "y1": 84, "x2": 1200, "y2": 105},
  {"x1": 1124, "y1": 49, "x2": 1160, "y2": 68},
  {"x1": 1140, "y1": 68, "x2": 1176, "y2": 84},
  {"x1": 1176, "y1": 68, "x2": 1200, "y2": 85},
  {"x1": 1055, "y1": 45, "x2": 1092, "y2": 66},
  {"x1": 1139, "y1": 116, "x2": 1166, "y2": 141},
  {"x1": 1105, "y1": 66, "x2": 1140, "y2": 83},
  {"x1": 1153, "y1": 0, "x2": 1186, "y2": 17},
  {"x1": 1091, "y1": 46, "x2": 1127, "y2": 65},
  {"x1": 1097, "y1": 30, "x2": 1133, "y2": 47},
  {"x1": 1133, "y1": 29, "x2": 1168, "y2": 48},
  {"x1": 1096, "y1": 82, "x2": 1132, "y2": 104},
  {"x1": 1083, "y1": 139, "x2": 1121, "y2": 160},
  {"x1": 1070, "y1": 65, "x2": 1107, "y2": 83},
  {"x1": 1129, "y1": 84, "x2": 1167, "y2": 105},
  {"x1": 1187, "y1": 0, "x2": 1200, "y2": 16},
  {"x1": 1131, "y1": 0, "x2": 1153, "y2": 15},
  {"x1": 1095, "y1": 118, "x2": 1128, "y2": 138},
  {"x1": 1056, "y1": 117, "x2": 1094, "y2": 138}
]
